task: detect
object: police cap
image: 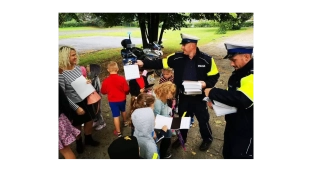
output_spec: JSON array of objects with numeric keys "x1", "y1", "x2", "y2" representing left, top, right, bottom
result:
[
  {"x1": 224, "y1": 43, "x2": 253, "y2": 59},
  {"x1": 180, "y1": 33, "x2": 200, "y2": 45}
]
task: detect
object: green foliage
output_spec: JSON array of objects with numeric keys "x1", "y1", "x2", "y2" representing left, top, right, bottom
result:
[
  {"x1": 216, "y1": 22, "x2": 228, "y2": 34},
  {"x1": 242, "y1": 20, "x2": 253, "y2": 27},
  {"x1": 59, "y1": 13, "x2": 79, "y2": 26},
  {"x1": 59, "y1": 19, "x2": 106, "y2": 28},
  {"x1": 93, "y1": 13, "x2": 136, "y2": 27}
]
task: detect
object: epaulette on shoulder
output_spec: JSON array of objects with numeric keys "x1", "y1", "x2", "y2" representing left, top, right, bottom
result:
[
  {"x1": 200, "y1": 51, "x2": 211, "y2": 58},
  {"x1": 200, "y1": 51, "x2": 207, "y2": 55}
]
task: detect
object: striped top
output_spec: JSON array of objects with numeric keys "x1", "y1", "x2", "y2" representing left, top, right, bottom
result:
[
  {"x1": 159, "y1": 75, "x2": 174, "y2": 84},
  {"x1": 59, "y1": 65, "x2": 84, "y2": 110}
]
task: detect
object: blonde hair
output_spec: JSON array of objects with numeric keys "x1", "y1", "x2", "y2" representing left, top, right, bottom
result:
[
  {"x1": 162, "y1": 68, "x2": 173, "y2": 73},
  {"x1": 107, "y1": 61, "x2": 119, "y2": 72},
  {"x1": 153, "y1": 82, "x2": 176, "y2": 103},
  {"x1": 129, "y1": 93, "x2": 155, "y2": 127},
  {"x1": 59, "y1": 46, "x2": 79, "y2": 70}
]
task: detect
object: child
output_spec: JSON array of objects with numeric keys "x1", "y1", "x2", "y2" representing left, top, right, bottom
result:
[
  {"x1": 85, "y1": 65, "x2": 106, "y2": 130},
  {"x1": 159, "y1": 68, "x2": 195, "y2": 126},
  {"x1": 108, "y1": 136, "x2": 141, "y2": 159},
  {"x1": 59, "y1": 84, "x2": 80, "y2": 159},
  {"x1": 158, "y1": 68, "x2": 176, "y2": 112},
  {"x1": 101, "y1": 61, "x2": 130, "y2": 137},
  {"x1": 152, "y1": 81, "x2": 176, "y2": 159},
  {"x1": 129, "y1": 67, "x2": 152, "y2": 117},
  {"x1": 130, "y1": 93, "x2": 168, "y2": 159},
  {"x1": 159, "y1": 68, "x2": 174, "y2": 84}
]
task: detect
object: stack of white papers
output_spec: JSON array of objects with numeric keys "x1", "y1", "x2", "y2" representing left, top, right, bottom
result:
[
  {"x1": 182, "y1": 81, "x2": 202, "y2": 95},
  {"x1": 203, "y1": 97, "x2": 237, "y2": 116}
]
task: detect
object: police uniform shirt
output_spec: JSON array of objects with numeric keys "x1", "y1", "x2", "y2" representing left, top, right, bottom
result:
[{"x1": 183, "y1": 58, "x2": 197, "y2": 81}]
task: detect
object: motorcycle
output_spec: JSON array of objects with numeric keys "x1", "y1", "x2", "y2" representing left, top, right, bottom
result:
[
  {"x1": 142, "y1": 41, "x2": 164, "y2": 77},
  {"x1": 120, "y1": 36, "x2": 164, "y2": 77}
]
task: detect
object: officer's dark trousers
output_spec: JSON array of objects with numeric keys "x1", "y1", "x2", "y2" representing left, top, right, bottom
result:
[
  {"x1": 178, "y1": 94, "x2": 213, "y2": 143},
  {"x1": 223, "y1": 122, "x2": 253, "y2": 159}
]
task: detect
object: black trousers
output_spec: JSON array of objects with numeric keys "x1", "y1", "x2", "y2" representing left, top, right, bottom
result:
[
  {"x1": 222, "y1": 122, "x2": 253, "y2": 159},
  {"x1": 178, "y1": 94, "x2": 213, "y2": 143}
]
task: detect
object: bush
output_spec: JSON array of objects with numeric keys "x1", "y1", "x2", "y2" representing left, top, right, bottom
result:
[
  {"x1": 122, "y1": 22, "x2": 139, "y2": 28},
  {"x1": 59, "y1": 19, "x2": 106, "y2": 28},
  {"x1": 216, "y1": 22, "x2": 227, "y2": 34},
  {"x1": 242, "y1": 20, "x2": 253, "y2": 27}
]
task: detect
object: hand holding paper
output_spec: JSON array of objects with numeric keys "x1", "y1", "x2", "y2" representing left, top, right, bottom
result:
[
  {"x1": 202, "y1": 97, "x2": 237, "y2": 116},
  {"x1": 71, "y1": 76, "x2": 96, "y2": 100}
]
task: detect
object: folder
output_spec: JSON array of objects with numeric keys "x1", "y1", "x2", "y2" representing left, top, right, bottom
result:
[{"x1": 154, "y1": 115, "x2": 191, "y2": 130}]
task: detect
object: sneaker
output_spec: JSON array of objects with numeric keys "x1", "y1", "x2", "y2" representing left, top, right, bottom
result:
[
  {"x1": 92, "y1": 121, "x2": 98, "y2": 127},
  {"x1": 124, "y1": 121, "x2": 129, "y2": 127},
  {"x1": 164, "y1": 152, "x2": 172, "y2": 159},
  {"x1": 95, "y1": 123, "x2": 106, "y2": 131},
  {"x1": 199, "y1": 140, "x2": 212, "y2": 151},
  {"x1": 113, "y1": 130, "x2": 123, "y2": 137}
]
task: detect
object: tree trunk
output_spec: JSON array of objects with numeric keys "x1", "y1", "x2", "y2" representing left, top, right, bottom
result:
[
  {"x1": 147, "y1": 13, "x2": 152, "y2": 44},
  {"x1": 138, "y1": 13, "x2": 148, "y2": 48},
  {"x1": 149, "y1": 13, "x2": 160, "y2": 44},
  {"x1": 158, "y1": 17, "x2": 167, "y2": 44}
]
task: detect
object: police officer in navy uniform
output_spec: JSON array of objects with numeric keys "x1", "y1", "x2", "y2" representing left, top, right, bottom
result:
[
  {"x1": 204, "y1": 43, "x2": 254, "y2": 159},
  {"x1": 136, "y1": 33, "x2": 220, "y2": 151}
]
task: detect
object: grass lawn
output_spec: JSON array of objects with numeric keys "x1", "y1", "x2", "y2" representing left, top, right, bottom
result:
[{"x1": 59, "y1": 27, "x2": 253, "y2": 66}]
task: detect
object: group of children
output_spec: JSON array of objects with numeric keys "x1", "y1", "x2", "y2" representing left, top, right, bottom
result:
[{"x1": 73, "y1": 61, "x2": 191, "y2": 159}]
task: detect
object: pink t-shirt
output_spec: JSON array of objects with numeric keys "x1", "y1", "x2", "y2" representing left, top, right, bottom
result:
[{"x1": 80, "y1": 66, "x2": 87, "y2": 77}]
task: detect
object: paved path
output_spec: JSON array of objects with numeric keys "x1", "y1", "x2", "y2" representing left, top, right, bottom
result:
[{"x1": 59, "y1": 36, "x2": 142, "y2": 53}]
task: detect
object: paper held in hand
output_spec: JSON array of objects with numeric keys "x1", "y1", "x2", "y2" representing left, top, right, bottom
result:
[
  {"x1": 182, "y1": 81, "x2": 202, "y2": 95},
  {"x1": 124, "y1": 64, "x2": 140, "y2": 80},
  {"x1": 71, "y1": 76, "x2": 96, "y2": 100},
  {"x1": 154, "y1": 115, "x2": 191, "y2": 130},
  {"x1": 203, "y1": 97, "x2": 237, "y2": 116}
]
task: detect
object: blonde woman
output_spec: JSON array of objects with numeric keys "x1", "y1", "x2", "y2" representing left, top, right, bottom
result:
[
  {"x1": 59, "y1": 46, "x2": 100, "y2": 154},
  {"x1": 152, "y1": 81, "x2": 176, "y2": 159}
]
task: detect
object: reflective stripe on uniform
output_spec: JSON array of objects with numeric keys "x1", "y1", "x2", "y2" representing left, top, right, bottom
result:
[
  {"x1": 152, "y1": 153, "x2": 158, "y2": 159},
  {"x1": 162, "y1": 53, "x2": 174, "y2": 69},
  {"x1": 207, "y1": 58, "x2": 219, "y2": 76},
  {"x1": 237, "y1": 74, "x2": 253, "y2": 102}
]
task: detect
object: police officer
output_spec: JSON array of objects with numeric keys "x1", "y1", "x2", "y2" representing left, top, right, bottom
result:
[
  {"x1": 136, "y1": 33, "x2": 220, "y2": 151},
  {"x1": 204, "y1": 43, "x2": 254, "y2": 159}
]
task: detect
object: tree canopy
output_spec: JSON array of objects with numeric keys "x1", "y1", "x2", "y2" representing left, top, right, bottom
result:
[{"x1": 59, "y1": 13, "x2": 253, "y2": 48}]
